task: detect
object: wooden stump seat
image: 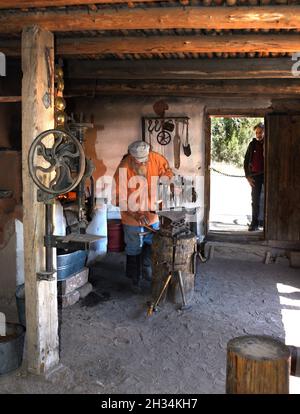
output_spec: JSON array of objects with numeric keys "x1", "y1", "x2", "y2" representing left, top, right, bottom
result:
[{"x1": 226, "y1": 335, "x2": 290, "y2": 394}]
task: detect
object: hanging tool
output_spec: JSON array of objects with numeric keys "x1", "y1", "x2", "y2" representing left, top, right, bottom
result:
[
  {"x1": 154, "y1": 119, "x2": 161, "y2": 132},
  {"x1": 163, "y1": 120, "x2": 175, "y2": 132},
  {"x1": 182, "y1": 119, "x2": 191, "y2": 157},
  {"x1": 157, "y1": 129, "x2": 171, "y2": 145},
  {"x1": 147, "y1": 119, "x2": 154, "y2": 148},
  {"x1": 43, "y1": 47, "x2": 54, "y2": 109},
  {"x1": 173, "y1": 120, "x2": 181, "y2": 169}
]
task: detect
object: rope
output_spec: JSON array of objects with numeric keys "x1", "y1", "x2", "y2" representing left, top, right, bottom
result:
[{"x1": 209, "y1": 166, "x2": 245, "y2": 178}]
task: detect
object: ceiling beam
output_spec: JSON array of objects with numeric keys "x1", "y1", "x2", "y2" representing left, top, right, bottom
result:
[
  {"x1": 65, "y1": 79, "x2": 300, "y2": 97},
  {"x1": 0, "y1": 0, "x2": 166, "y2": 8},
  {"x1": 2, "y1": 34, "x2": 299, "y2": 57},
  {"x1": 0, "y1": 40, "x2": 20, "y2": 57},
  {"x1": 57, "y1": 34, "x2": 300, "y2": 55},
  {"x1": 66, "y1": 58, "x2": 296, "y2": 80},
  {"x1": 0, "y1": 96, "x2": 21, "y2": 102},
  {"x1": 0, "y1": 6, "x2": 300, "y2": 33}
]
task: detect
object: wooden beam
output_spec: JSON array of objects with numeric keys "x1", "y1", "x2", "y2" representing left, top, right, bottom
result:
[
  {"x1": 0, "y1": 0, "x2": 167, "y2": 8},
  {"x1": 65, "y1": 79, "x2": 300, "y2": 97},
  {"x1": 1, "y1": 6, "x2": 300, "y2": 33},
  {"x1": 0, "y1": 40, "x2": 20, "y2": 57},
  {"x1": 57, "y1": 34, "x2": 300, "y2": 55},
  {"x1": 0, "y1": 96, "x2": 21, "y2": 102},
  {"x1": 66, "y1": 58, "x2": 296, "y2": 80},
  {"x1": 22, "y1": 25, "x2": 59, "y2": 375},
  {"x1": 3, "y1": 34, "x2": 300, "y2": 57}
]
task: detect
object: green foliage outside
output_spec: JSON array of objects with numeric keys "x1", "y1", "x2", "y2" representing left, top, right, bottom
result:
[{"x1": 211, "y1": 117, "x2": 264, "y2": 168}]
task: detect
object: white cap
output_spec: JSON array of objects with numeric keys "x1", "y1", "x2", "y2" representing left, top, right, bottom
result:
[{"x1": 128, "y1": 140, "x2": 150, "y2": 162}]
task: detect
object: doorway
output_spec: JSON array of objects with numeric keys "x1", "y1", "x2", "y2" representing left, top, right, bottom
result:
[{"x1": 205, "y1": 114, "x2": 265, "y2": 238}]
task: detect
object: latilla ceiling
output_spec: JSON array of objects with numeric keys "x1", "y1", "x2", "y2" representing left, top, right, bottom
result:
[{"x1": 0, "y1": 1, "x2": 299, "y2": 60}]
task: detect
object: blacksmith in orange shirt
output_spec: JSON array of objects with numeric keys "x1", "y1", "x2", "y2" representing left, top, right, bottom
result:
[{"x1": 113, "y1": 140, "x2": 174, "y2": 292}]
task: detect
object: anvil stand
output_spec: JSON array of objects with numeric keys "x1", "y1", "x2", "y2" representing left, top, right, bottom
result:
[{"x1": 147, "y1": 211, "x2": 193, "y2": 316}]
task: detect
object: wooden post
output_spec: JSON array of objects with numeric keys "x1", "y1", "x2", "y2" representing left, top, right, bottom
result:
[
  {"x1": 226, "y1": 335, "x2": 290, "y2": 394},
  {"x1": 22, "y1": 25, "x2": 59, "y2": 374}
]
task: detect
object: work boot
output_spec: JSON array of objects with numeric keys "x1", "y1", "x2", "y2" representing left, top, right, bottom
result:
[
  {"x1": 126, "y1": 254, "x2": 142, "y2": 293},
  {"x1": 142, "y1": 244, "x2": 152, "y2": 282}
]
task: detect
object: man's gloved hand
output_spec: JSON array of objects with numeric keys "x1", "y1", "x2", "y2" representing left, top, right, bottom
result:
[
  {"x1": 139, "y1": 215, "x2": 150, "y2": 226},
  {"x1": 130, "y1": 211, "x2": 150, "y2": 226}
]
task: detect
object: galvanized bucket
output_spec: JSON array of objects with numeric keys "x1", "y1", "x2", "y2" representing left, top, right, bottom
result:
[
  {"x1": 0, "y1": 323, "x2": 25, "y2": 375},
  {"x1": 57, "y1": 250, "x2": 87, "y2": 280}
]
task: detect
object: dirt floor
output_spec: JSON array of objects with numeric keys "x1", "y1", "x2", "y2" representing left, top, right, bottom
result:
[{"x1": 0, "y1": 253, "x2": 300, "y2": 394}]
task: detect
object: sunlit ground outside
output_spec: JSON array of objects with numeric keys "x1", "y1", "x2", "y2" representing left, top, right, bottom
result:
[
  {"x1": 209, "y1": 162, "x2": 259, "y2": 232},
  {"x1": 277, "y1": 283, "x2": 300, "y2": 393}
]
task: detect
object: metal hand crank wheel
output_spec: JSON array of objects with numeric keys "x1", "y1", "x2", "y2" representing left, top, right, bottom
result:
[{"x1": 28, "y1": 129, "x2": 86, "y2": 195}]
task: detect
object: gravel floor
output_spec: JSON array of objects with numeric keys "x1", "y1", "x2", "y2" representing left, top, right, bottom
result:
[{"x1": 1, "y1": 254, "x2": 300, "y2": 394}]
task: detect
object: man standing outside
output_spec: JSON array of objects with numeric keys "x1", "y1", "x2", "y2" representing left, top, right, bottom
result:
[
  {"x1": 113, "y1": 140, "x2": 174, "y2": 292},
  {"x1": 244, "y1": 122, "x2": 265, "y2": 231}
]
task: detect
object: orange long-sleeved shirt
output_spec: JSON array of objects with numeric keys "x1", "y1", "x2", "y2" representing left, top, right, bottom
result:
[{"x1": 113, "y1": 151, "x2": 174, "y2": 226}]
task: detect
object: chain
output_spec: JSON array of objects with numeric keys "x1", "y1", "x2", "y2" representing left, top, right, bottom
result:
[{"x1": 209, "y1": 166, "x2": 245, "y2": 178}]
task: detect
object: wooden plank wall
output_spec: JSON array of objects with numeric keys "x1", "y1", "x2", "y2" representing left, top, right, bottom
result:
[{"x1": 266, "y1": 114, "x2": 300, "y2": 242}]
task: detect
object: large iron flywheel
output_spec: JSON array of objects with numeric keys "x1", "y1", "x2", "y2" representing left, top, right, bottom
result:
[{"x1": 28, "y1": 129, "x2": 86, "y2": 195}]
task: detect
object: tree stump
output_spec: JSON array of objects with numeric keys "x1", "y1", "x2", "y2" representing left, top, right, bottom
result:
[
  {"x1": 226, "y1": 335, "x2": 290, "y2": 394},
  {"x1": 151, "y1": 232, "x2": 196, "y2": 306}
]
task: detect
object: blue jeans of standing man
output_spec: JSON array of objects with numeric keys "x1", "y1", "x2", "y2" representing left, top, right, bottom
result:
[
  {"x1": 251, "y1": 173, "x2": 264, "y2": 227},
  {"x1": 123, "y1": 222, "x2": 160, "y2": 255}
]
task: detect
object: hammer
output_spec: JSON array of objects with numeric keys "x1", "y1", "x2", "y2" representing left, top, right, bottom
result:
[{"x1": 137, "y1": 226, "x2": 158, "y2": 247}]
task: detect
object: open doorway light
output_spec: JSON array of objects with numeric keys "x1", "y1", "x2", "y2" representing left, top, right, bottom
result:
[{"x1": 209, "y1": 116, "x2": 264, "y2": 233}]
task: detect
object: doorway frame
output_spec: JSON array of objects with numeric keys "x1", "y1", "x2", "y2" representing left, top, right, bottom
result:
[{"x1": 204, "y1": 108, "x2": 269, "y2": 241}]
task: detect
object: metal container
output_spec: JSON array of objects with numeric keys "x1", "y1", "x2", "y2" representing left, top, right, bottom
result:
[
  {"x1": 16, "y1": 284, "x2": 26, "y2": 327},
  {"x1": 57, "y1": 250, "x2": 87, "y2": 280},
  {"x1": 107, "y1": 219, "x2": 125, "y2": 252},
  {"x1": 0, "y1": 323, "x2": 25, "y2": 375}
]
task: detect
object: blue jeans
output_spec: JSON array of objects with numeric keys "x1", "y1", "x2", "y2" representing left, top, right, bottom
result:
[
  {"x1": 251, "y1": 174, "x2": 264, "y2": 226},
  {"x1": 123, "y1": 222, "x2": 159, "y2": 255}
]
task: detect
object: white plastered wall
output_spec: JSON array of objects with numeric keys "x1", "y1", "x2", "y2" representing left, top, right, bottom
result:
[{"x1": 70, "y1": 95, "x2": 271, "y2": 239}]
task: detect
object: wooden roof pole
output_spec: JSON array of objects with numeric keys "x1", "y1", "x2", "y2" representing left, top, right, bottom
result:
[
  {"x1": 65, "y1": 58, "x2": 297, "y2": 80},
  {"x1": 1, "y1": 6, "x2": 300, "y2": 33},
  {"x1": 22, "y1": 25, "x2": 59, "y2": 375},
  {"x1": 65, "y1": 79, "x2": 300, "y2": 96},
  {"x1": 0, "y1": 0, "x2": 169, "y2": 8},
  {"x1": 56, "y1": 34, "x2": 300, "y2": 55},
  {"x1": 2, "y1": 34, "x2": 300, "y2": 57}
]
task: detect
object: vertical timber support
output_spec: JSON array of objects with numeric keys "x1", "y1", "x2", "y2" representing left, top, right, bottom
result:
[{"x1": 22, "y1": 25, "x2": 59, "y2": 374}]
